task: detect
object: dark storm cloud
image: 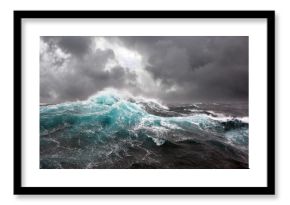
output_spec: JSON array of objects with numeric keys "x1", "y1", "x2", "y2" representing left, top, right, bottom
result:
[
  {"x1": 118, "y1": 36, "x2": 248, "y2": 102},
  {"x1": 40, "y1": 36, "x2": 248, "y2": 104},
  {"x1": 42, "y1": 36, "x2": 93, "y2": 56}
]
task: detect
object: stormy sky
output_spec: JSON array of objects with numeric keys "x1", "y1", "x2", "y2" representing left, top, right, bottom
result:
[{"x1": 40, "y1": 36, "x2": 248, "y2": 104}]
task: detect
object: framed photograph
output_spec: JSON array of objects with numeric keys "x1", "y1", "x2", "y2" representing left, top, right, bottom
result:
[{"x1": 14, "y1": 10, "x2": 275, "y2": 195}]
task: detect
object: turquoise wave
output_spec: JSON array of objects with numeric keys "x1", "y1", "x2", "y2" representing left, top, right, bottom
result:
[{"x1": 40, "y1": 90, "x2": 248, "y2": 146}]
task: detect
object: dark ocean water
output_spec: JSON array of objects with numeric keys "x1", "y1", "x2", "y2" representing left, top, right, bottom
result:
[{"x1": 40, "y1": 90, "x2": 248, "y2": 169}]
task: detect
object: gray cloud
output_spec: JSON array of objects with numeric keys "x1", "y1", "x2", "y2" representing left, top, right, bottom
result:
[
  {"x1": 40, "y1": 37, "x2": 138, "y2": 103},
  {"x1": 118, "y1": 36, "x2": 248, "y2": 103},
  {"x1": 42, "y1": 36, "x2": 93, "y2": 57},
  {"x1": 40, "y1": 36, "x2": 248, "y2": 104}
]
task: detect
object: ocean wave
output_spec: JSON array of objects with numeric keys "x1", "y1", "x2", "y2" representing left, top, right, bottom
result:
[
  {"x1": 40, "y1": 89, "x2": 248, "y2": 169},
  {"x1": 40, "y1": 89, "x2": 248, "y2": 146}
]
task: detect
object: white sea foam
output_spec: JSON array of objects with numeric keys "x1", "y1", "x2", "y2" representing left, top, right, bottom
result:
[
  {"x1": 135, "y1": 96, "x2": 169, "y2": 110},
  {"x1": 236, "y1": 117, "x2": 249, "y2": 123},
  {"x1": 207, "y1": 110, "x2": 248, "y2": 123},
  {"x1": 151, "y1": 137, "x2": 166, "y2": 146}
]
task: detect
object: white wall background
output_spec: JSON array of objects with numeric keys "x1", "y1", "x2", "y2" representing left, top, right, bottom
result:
[{"x1": 0, "y1": 0, "x2": 287, "y2": 204}]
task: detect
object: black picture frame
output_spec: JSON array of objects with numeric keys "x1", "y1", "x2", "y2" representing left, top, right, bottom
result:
[{"x1": 14, "y1": 10, "x2": 275, "y2": 195}]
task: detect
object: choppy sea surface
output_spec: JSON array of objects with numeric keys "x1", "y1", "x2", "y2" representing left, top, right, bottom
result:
[{"x1": 40, "y1": 90, "x2": 248, "y2": 169}]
